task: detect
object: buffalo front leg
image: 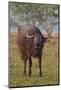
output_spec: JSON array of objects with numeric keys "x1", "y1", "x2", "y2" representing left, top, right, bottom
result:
[
  {"x1": 38, "y1": 54, "x2": 42, "y2": 77},
  {"x1": 29, "y1": 57, "x2": 32, "y2": 77},
  {"x1": 24, "y1": 59, "x2": 27, "y2": 75}
]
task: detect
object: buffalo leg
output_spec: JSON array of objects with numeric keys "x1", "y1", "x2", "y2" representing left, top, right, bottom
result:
[
  {"x1": 38, "y1": 54, "x2": 42, "y2": 77},
  {"x1": 29, "y1": 57, "x2": 32, "y2": 77},
  {"x1": 24, "y1": 60, "x2": 27, "y2": 75}
]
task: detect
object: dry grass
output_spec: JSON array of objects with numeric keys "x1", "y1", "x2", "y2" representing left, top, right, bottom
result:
[{"x1": 9, "y1": 32, "x2": 59, "y2": 87}]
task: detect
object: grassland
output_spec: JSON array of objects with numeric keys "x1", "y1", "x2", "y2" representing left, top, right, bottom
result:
[{"x1": 9, "y1": 32, "x2": 59, "y2": 87}]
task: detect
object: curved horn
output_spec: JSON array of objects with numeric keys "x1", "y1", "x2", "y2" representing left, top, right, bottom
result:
[{"x1": 26, "y1": 33, "x2": 34, "y2": 38}]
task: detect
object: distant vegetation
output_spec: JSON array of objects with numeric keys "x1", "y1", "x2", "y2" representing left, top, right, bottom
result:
[{"x1": 9, "y1": 2, "x2": 59, "y2": 38}]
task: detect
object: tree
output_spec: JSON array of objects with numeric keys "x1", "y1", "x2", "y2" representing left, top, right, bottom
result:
[{"x1": 9, "y1": 2, "x2": 59, "y2": 38}]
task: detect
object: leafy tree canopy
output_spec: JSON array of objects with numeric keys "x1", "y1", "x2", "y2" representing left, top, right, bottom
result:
[{"x1": 9, "y1": 2, "x2": 59, "y2": 38}]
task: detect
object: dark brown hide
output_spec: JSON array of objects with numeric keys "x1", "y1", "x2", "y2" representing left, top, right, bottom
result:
[{"x1": 17, "y1": 25, "x2": 46, "y2": 76}]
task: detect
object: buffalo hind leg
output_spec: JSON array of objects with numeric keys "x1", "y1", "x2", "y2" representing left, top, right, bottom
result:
[
  {"x1": 38, "y1": 54, "x2": 42, "y2": 77},
  {"x1": 29, "y1": 57, "x2": 32, "y2": 77}
]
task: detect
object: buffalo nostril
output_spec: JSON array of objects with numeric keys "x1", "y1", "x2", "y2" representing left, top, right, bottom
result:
[
  {"x1": 36, "y1": 43, "x2": 40, "y2": 46},
  {"x1": 35, "y1": 43, "x2": 40, "y2": 49}
]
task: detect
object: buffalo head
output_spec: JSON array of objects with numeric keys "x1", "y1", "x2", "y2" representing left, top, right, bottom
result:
[{"x1": 26, "y1": 33, "x2": 47, "y2": 58}]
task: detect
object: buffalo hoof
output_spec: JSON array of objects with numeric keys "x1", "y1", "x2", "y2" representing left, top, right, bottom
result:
[
  {"x1": 24, "y1": 71, "x2": 27, "y2": 76},
  {"x1": 29, "y1": 73, "x2": 31, "y2": 77},
  {"x1": 29, "y1": 74, "x2": 31, "y2": 77},
  {"x1": 40, "y1": 72, "x2": 42, "y2": 77}
]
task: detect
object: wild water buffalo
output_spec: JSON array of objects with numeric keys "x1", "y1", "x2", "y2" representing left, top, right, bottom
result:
[{"x1": 17, "y1": 25, "x2": 47, "y2": 77}]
